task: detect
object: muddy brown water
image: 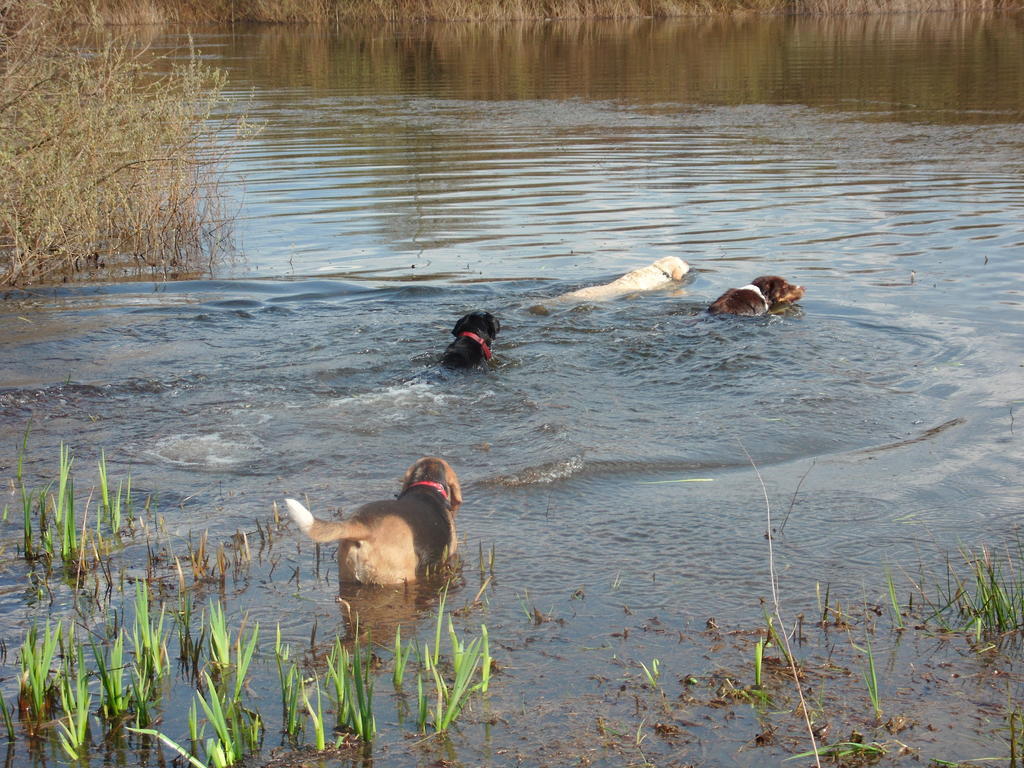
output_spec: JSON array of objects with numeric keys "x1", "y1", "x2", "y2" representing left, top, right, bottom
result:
[{"x1": 1, "y1": 14, "x2": 1024, "y2": 767}]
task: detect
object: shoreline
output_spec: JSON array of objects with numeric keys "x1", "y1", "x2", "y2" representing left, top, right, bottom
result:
[{"x1": 67, "y1": 0, "x2": 1024, "y2": 26}]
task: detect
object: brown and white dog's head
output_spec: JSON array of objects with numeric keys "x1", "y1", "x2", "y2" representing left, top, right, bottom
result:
[
  {"x1": 401, "y1": 456, "x2": 462, "y2": 514},
  {"x1": 750, "y1": 275, "x2": 805, "y2": 307}
]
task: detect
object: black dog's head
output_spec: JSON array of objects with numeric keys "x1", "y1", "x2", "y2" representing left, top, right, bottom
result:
[
  {"x1": 451, "y1": 311, "x2": 500, "y2": 342},
  {"x1": 441, "y1": 311, "x2": 501, "y2": 370}
]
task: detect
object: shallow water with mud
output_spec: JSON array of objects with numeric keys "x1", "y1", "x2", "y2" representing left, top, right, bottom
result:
[{"x1": 2, "y1": 13, "x2": 1024, "y2": 767}]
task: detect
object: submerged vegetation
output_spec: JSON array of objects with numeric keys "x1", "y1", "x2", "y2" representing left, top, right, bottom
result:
[
  {"x1": 2, "y1": 444, "x2": 1024, "y2": 766},
  {"x1": 0, "y1": 0, "x2": 235, "y2": 288}
]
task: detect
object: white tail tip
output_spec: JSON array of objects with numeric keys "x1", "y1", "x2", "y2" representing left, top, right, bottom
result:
[{"x1": 285, "y1": 498, "x2": 314, "y2": 534}]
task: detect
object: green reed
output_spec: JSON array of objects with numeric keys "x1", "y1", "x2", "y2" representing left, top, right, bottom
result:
[
  {"x1": 194, "y1": 671, "x2": 262, "y2": 768},
  {"x1": 754, "y1": 638, "x2": 766, "y2": 689},
  {"x1": 274, "y1": 626, "x2": 302, "y2": 738},
  {"x1": 852, "y1": 634, "x2": 882, "y2": 721},
  {"x1": 19, "y1": 620, "x2": 61, "y2": 723},
  {"x1": 0, "y1": 695, "x2": 15, "y2": 743},
  {"x1": 479, "y1": 624, "x2": 491, "y2": 695},
  {"x1": 790, "y1": 740, "x2": 887, "y2": 761},
  {"x1": 97, "y1": 449, "x2": 132, "y2": 536},
  {"x1": 325, "y1": 636, "x2": 376, "y2": 741},
  {"x1": 392, "y1": 625, "x2": 413, "y2": 689},
  {"x1": 55, "y1": 443, "x2": 79, "y2": 563},
  {"x1": 207, "y1": 601, "x2": 231, "y2": 670},
  {"x1": 421, "y1": 617, "x2": 488, "y2": 733},
  {"x1": 57, "y1": 645, "x2": 92, "y2": 759},
  {"x1": 93, "y1": 632, "x2": 130, "y2": 720},
  {"x1": 176, "y1": 589, "x2": 202, "y2": 675},
  {"x1": 130, "y1": 728, "x2": 210, "y2": 768},
  {"x1": 639, "y1": 657, "x2": 661, "y2": 690},
  {"x1": 302, "y1": 677, "x2": 329, "y2": 750},
  {"x1": 131, "y1": 580, "x2": 168, "y2": 683},
  {"x1": 885, "y1": 568, "x2": 904, "y2": 630},
  {"x1": 230, "y1": 623, "x2": 259, "y2": 707},
  {"x1": 949, "y1": 545, "x2": 1024, "y2": 633},
  {"x1": 416, "y1": 673, "x2": 429, "y2": 733}
]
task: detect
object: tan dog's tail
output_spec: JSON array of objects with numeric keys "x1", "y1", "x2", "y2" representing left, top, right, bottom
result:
[{"x1": 285, "y1": 498, "x2": 370, "y2": 543}]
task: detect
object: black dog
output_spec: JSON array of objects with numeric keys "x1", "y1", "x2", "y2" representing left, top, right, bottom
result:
[{"x1": 440, "y1": 311, "x2": 500, "y2": 369}]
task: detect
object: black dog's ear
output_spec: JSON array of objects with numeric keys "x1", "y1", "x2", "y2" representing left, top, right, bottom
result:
[
  {"x1": 485, "y1": 313, "x2": 500, "y2": 338},
  {"x1": 451, "y1": 315, "x2": 470, "y2": 337}
]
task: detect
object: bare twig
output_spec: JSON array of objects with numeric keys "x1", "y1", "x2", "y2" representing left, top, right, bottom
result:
[
  {"x1": 737, "y1": 438, "x2": 822, "y2": 768},
  {"x1": 778, "y1": 459, "x2": 816, "y2": 535}
]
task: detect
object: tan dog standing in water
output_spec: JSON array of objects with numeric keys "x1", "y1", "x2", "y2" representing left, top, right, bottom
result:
[
  {"x1": 553, "y1": 256, "x2": 691, "y2": 302},
  {"x1": 286, "y1": 457, "x2": 461, "y2": 587}
]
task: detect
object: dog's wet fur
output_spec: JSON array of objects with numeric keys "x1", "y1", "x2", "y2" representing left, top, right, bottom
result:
[
  {"x1": 440, "y1": 311, "x2": 500, "y2": 369},
  {"x1": 554, "y1": 256, "x2": 690, "y2": 303},
  {"x1": 708, "y1": 275, "x2": 805, "y2": 316},
  {"x1": 286, "y1": 457, "x2": 461, "y2": 587}
]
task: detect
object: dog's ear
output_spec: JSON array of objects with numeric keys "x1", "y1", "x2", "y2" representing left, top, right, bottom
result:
[
  {"x1": 751, "y1": 276, "x2": 785, "y2": 303},
  {"x1": 485, "y1": 313, "x2": 500, "y2": 338},
  {"x1": 442, "y1": 461, "x2": 463, "y2": 514},
  {"x1": 451, "y1": 314, "x2": 470, "y2": 337}
]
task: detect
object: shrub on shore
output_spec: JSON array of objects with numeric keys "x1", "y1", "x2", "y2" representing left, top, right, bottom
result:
[
  {"x1": 55, "y1": 0, "x2": 1024, "y2": 25},
  {"x1": 0, "y1": 1, "x2": 234, "y2": 288}
]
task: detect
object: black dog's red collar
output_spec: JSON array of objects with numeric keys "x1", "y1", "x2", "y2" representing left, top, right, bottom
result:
[
  {"x1": 458, "y1": 331, "x2": 492, "y2": 361},
  {"x1": 405, "y1": 480, "x2": 449, "y2": 501}
]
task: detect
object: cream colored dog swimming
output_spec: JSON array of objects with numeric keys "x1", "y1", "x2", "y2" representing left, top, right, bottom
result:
[{"x1": 554, "y1": 256, "x2": 690, "y2": 303}]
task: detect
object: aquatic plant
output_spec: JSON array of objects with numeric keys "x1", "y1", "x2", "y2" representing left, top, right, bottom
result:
[
  {"x1": 57, "y1": 645, "x2": 93, "y2": 758},
  {"x1": 131, "y1": 580, "x2": 169, "y2": 684},
  {"x1": 18, "y1": 620, "x2": 61, "y2": 724},
  {"x1": 420, "y1": 617, "x2": 490, "y2": 733},
  {"x1": 206, "y1": 601, "x2": 232, "y2": 671},
  {"x1": 852, "y1": 634, "x2": 883, "y2": 721},
  {"x1": 478, "y1": 542, "x2": 495, "y2": 578},
  {"x1": 131, "y1": 728, "x2": 210, "y2": 768},
  {"x1": 325, "y1": 635, "x2": 376, "y2": 741},
  {"x1": 789, "y1": 740, "x2": 887, "y2": 762},
  {"x1": 0, "y1": 695, "x2": 15, "y2": 743},
  {"x1": 753, "y1": 637, "x2": 766, "y2": 689},
  {"x1": 97, "y1": 449, "x2": 132, "y2": 536},
  {"x1": 93, "y1": 632, "x2": 130, "y2": 720},
  {"x1": 302, "y1": 677, "x2": 330, "y2": 750},
  {"x1": 885, "y1": 569, "x2": 904, "y2": 630},
  {"x1": 193, "y1": 670, "x2": 262, "y2": 768},
  {"x1": 945, "y1": 545, "x2": 1024, "y2": 634},
  {"x1": 274, "y1": 626, "x2": 302, "y2": 738},
  {"x1": 639, "y1": 657, "x2": 661, "y2": 690},
  {"x1": 392, "y1": 625, "x2": 414, "y2": 689}
]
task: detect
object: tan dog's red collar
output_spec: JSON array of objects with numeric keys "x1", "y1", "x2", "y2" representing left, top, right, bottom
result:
[
  {"x1": 457, "y1": 331, "x2": 492, "y2": 360},
  {"x1": 403, "y1": 480, "x2": 450, "y2": 503}
]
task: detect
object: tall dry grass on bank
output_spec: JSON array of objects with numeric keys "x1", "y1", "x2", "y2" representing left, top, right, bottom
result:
[
  {"x1": 0, "y1": 1, "x2": 234, "y2": 288},
  {"x1": 63, "y1": 0, "x2": 1024, "y2": 25}
]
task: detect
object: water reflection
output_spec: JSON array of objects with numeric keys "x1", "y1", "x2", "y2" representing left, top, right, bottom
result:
[{"x1": 216, "y1": 14, "x2": 1024, "y2": 120}]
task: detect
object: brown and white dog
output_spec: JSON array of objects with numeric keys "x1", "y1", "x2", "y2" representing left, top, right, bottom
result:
[
  {"x1": 707, "y1": 275, "x2": 805, "y2": 316},
  {"x1": 285, "y1": 457, "x2": 461, "y2": 587},
  {"x1": 553, "y1": 256, "x2": 690, "y2": 303}
]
